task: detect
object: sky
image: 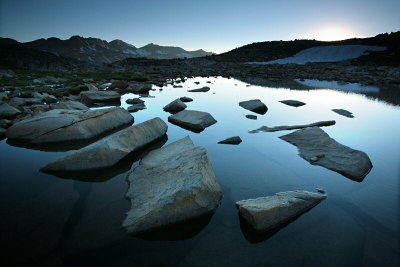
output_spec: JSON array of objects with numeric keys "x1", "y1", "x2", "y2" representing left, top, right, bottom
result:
[{"x1": 1, "y1": 0, "x2": 399, "y2": 53}]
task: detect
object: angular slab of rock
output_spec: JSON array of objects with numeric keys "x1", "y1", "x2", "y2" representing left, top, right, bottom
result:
[
  {"x1": 188, "y1": 86, "x2": 210, "y2": 92},
  {"x1": 127, "y1": 103, "x2": 146, "y2": 113},
  {"x1": 180, "y1": 96, "x2": 193, "y2": 102},
  {"x1": 0, "y1": 103, "x2": 21, "y2": 119},
  {"x1": 80, "y1": 90, "x2": 120, "y2": 106},
  {"x1": 122, "y1": 136, "x2": 222, "y2": 234},
  {"x1": 280, "y1": 127, "x2": 373, "y2": 181},
  {"x1": 239, "y1": 99, "x2": 268, "y2": 115},
  {"x1": 51, "y1": 101, "x2": 88, "y2": 110},
  {"x1": 168, "y1": 110, "x2": 217, "y2": 133},
  {"x1": 280, "y1": 100, "x2": 306, "y2": 107},
  {"x1": 332, "y1": 109, "x2": 354, "y2": 118},
  {"x1": 41, "y1": 117, "x2": 167, "y2": 172},
  {"x1": 218, "y1": 136, "x2": 242, "y2": 145},
  {"x1": 236, "y1": 190, "x2": 326, "y2": 232},
  {"x1": 6, "y1": 107, "x2": 133, "y2": 144},
  {"x1": 163, "y1": 99, "x2": 187, "y2": 113},
  {"x1": 249, "y1": 120, "x2": 335, "y2": 133}
]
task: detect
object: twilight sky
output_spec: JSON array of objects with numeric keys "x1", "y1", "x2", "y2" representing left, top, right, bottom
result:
[{"x1": 1, "y1": 0, "x2": 399, "y2": 53}]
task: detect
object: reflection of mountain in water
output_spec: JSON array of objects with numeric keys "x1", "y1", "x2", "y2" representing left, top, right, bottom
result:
[{"x1": 236, "y1": 76, "x2": 400, "y2": 106}]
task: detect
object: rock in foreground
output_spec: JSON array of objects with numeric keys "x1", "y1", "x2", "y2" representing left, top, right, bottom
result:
[
  {"x1": 280, "y1": 100, "x2": 306, "y2": 107},
  {"x1": 332, "y1": 109, "x2": 354, "y2": 118},
  {"x1": 218, "y1": 136, "x2": 242, "y2": 145},
  {"x1": 50, "y1": 101, "x2": 88, "y2": 110},
  {"x1": 280, "y1": 127, "x2": 372, "y2": 181},
  {"x1": 6, "y1": 107, "x2": 133, "y2": 144},
  {"x1": 239, "y1": 99, "x2": 268, "y2": 115},
  {"x1": 123, "y1": 136, "x2": 222, "y2": 235},
  {"x1": 41, "y1": 117, "x2": 167, "y2": 172},
  {"x1": 168, "y1": 110, "x2": 217, "y2": 133},
  {"x1": 0, "y1": 103, "x2": 21, "y2": 119},
  {"x1": 80, "y1": 90, "x2": 121, "y2": 106},
  {"x1": 249, "y1": 120, "x2": 335, "y2": 133},
  {"x1": 236, "y1": 190, "x2": 326, "y2": 232}
]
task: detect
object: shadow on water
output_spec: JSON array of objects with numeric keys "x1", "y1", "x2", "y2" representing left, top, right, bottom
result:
[
  {"x1": 133, "y1": 212, "x2": 215, "y2": 241},
  {"x1": 6, "y1": 122, "x2": 134, "y2": 152},
  {"x1": 41, "y1": 135, "x2": 168, "y2": 182}
]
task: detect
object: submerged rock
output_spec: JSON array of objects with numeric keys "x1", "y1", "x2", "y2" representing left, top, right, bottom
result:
[
  {"x1": 50, "y1": 101, "x2": 88, "y2": 110},
  {"x1": 332, "y1": 109, "x2": 354, "y2": 118},
  {"x1": 163, "y1": 99, "x2": 187, "y2": 113},
  {"x1": 280, "y1": 100, "x2": 306, "y2": 107},
  {"x1": 236, "y1": 190, "x2": 326, "y2": 232},
  {"x1": 188, "y1": 86, "x2": 210, "y2": 92},
  {"x1": 180, "y1": 96, "x2": 193, "y2": 102},
  {"x1": 0, "y1": 103, "x2": 21, "y2": 119},
  {"x1": 168, "y1": 110, "x2": 217, "y2": 133},
  {"x1": 123, "y1": 136, "x2": 222, "y2": 235},
  {"x1": 280, "y1": 127, "x2": 372, "y2": 181},
  {"x1": 239, "y1": 99, "x2": 268, "y2": 115},
  {"x1": 6, "y1": 107, "x2": 133, "y2": 144},
  {"x1": 249, "y1": 120, "x2": 335, "y2": 133},
  {"x1": 80, "y1": 90, "x2": 121, "y2": 106},
  {"x1": 218, "y1": 136, "x2": 242, "y2": 145},
  {"x1": 41, "y1": 117, "x2": 167, "y2": 173}
]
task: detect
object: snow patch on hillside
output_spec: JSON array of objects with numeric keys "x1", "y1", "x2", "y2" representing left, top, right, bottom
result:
[{"x1": 247, "y1": 45, "x2": 387, "y2": 65}]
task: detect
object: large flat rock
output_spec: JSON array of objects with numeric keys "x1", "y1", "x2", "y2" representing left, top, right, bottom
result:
[
  {"x1": 50, "y1": 101, "x2": 88, "y2": 110},
  {"x1": 41, "y1": 117, "x2": 167, "y2": 172},
  {"x1": 168, "y1": 110, "x2": 217, "y2": 133},
  {"x1": 0, "y1": 103, "x2": 21, "y2": 119},
  {"x1": 80, "y1": 90, "x2": 121, "y2": 106},
  {"x1": 6, "y1": 107, "x2": 133, "y2": 144},
  {"x1": 239, "y1": 99, "x2": 268, "y2": 114},
  {"x1": 236, "y1": 190, "x2": 326, "y2": 232},
  {"x1": 123, "y1": 136, "x2": 222, "y2": 235},
  {"x1": 249, "y1": 120, "x2": 335, "y2": 133},
  {"x1": 280, "y1": 127, "x2": 373, "y2": 181}
]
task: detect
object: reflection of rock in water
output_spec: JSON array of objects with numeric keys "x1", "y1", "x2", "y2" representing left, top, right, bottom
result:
[
  {"x1": 134, "y1": 212, "x2": 214, "y2": 241},
  {"x1": 41, "y1": 135, "x2": 168, "y2": 182},
  {"x1": 280, "y1": 127, "x2": 373, "y2": 181}
]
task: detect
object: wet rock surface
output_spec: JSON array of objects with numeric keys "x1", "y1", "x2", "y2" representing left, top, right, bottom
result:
[
  {"x1": 239, "y1": 99, "x2": 268, "y2": 115},
  {"x1": 168, "y1": 110, "x2": 217, "y2": 133},
  {"x1": 41, "y1": 117, "x2": 167, "y2": 173},
  {"x1": 249, "y1": 120, "x2": 335, "y2": 133},
  {"x1": 123, "y1": 136, "x2": 222, "y2": 235},
  {"x1": 6, "y1": 107, "x2": 133, "y2": 144},
  {"x1": 280, "y1": 127, "x2": 373, "y2": 181},
  {"x1": 218, "y1": 136, "x2": 242, "y2": 145},
  {"x1": 279, "y1": 100, "x2": 306, "y2": 107},
  {"x1": 332, "y1": 109, "x2": 354, "y2": 118},
  {"x1": 236, "y1": 190, "x2": 326, "y2": 232}
]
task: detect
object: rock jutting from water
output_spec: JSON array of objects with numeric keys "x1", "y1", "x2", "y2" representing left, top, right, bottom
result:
[
  {"x1": 249, "y1": 120, "x2": 336, "y2": 133},
  {"x1": 332, "y1": 109, "x2": 354, "y2": 118},
  {"x1": 245, "y1": 114, "x2": 257, "y2": 120},
  {"x1": 127, "y1": 103, "x2": 146, "y2": 113},
  {"x1": 280, "y1": 100, "x2": 306, "y2": 107},
  {"x1": 163, "y1": 99, "x2": 187, "y2": 113},
  {"x1": 41, "y1": 117, "x2": 167, "y2": 173},
  {"x1": 218, "y1": 136, "x2": 242, "y2": 145},
  {"x1": 122, "y1": 136, "x2": 223, "y2": 235},
  {"x1": 188, "y1": 86, "x2": 210, "y2": 92},
  {"x1": 239, "y1": 99, "x2": 268, "y2": 115},
  {"x1": 80, "y1": 90, "x2": 121, "y2": 106},
  {"x1": 180, "y1": 96, "x2": 193, "y2": 102},
  {"x1": 168, "y1": 110, "x2": 217, "y2": 133},
  {"x1": 126, "y1": 98, "x2": 144, "y2": 105},
  {"x1": 280, "y1": 127, "x2": 373, "y2": 181},
  {"x1": 236, "y1": 190, "x2": 326, "y2": 232},
  {"x1": 6, "y1": 107, "x2": 133, "y2": 145}
]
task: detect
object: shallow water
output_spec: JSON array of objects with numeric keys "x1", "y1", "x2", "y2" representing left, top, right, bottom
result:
[{"x1": 1, "y1": 77, "x2": 399, "y2": 266}]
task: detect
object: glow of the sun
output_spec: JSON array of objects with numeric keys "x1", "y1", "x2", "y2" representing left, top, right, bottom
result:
[{"x1": 309, "y1": 27, "x2": 356, "y2": 41}]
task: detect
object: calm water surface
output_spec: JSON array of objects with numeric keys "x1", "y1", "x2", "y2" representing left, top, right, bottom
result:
[{"x1": 0, "y1": 77, "x2": 399, "y2": 266}]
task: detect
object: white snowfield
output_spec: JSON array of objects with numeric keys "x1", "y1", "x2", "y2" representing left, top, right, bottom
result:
[{"x1": 247, "y1": 45, "x2": 387, "y2": 65}]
